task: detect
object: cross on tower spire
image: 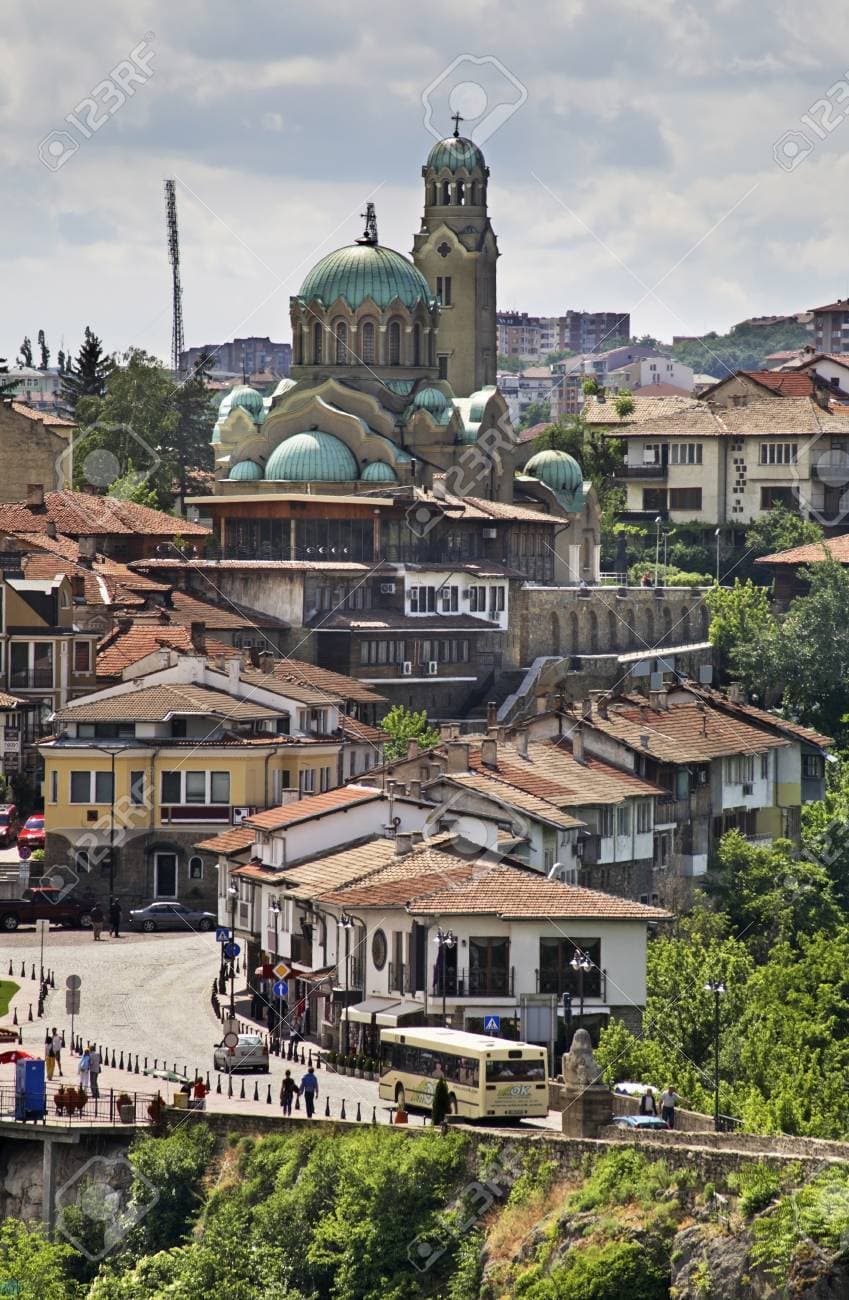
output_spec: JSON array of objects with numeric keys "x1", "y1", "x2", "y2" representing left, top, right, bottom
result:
[{"x1": 451, "y1": 111, "x2": 463, "y2": 138}]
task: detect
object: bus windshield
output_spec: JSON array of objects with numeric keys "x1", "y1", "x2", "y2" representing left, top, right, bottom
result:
[{"x1": 486, "y1": 1058, "x2": 547, "y2": 1082}]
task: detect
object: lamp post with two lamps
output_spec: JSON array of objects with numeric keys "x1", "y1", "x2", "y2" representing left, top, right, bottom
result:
[
  {"x1": 269, "y1": 895, "x2": 281, "y2": 1042},
  {"x1": 337, "y1": 913, "x2": 356, "y2": 1055},
  {"x1": 570, "y1": 947, "x2": 593, "y2": 1039},
  {"x1": 704, "y1": 978, "x2": 725, "y2": 1131},
  {"x1": 434, "y1": 927, "x2": 456, "y2": 1027},
  {"x1": 226, "y1": 883, "x2": 238, "y2": 1017}
]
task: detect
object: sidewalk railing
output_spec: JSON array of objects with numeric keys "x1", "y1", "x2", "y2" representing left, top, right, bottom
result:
[{"x1": 0, "y1": 1081, "x2": 160, "y2": 1127}]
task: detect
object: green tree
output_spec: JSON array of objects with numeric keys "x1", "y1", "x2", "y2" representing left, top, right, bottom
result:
[
  {"x1": 431, "y1": 1075, "x2": 451, "y2": 1125},
  {"x1": 381, "y1": 705, "x2": 439, "y2": 762},
  {"x1": 533, "y1": 414, "x2": 623, "y2": 514},
  {"x1": 582, "y1": 376, "x2": 599, "y2": 396},
  {"x1": 0, "y1": 1219, "x2": 82, "y2": 1298},
  {"x1": 738, "y1": 508, "x2": 823, "y2": 584},
  {"x1": 496, "y1": 353, "x2": 525, "y2": 373},
  {"x1": 775, "y1": 559, "x2": 849, "y2": 737},
  {"x1": 613, "y1": 390, "x2": 635, "y2": 418},
  {"x1": 62, "y1": 327, "x2": 114, "y2": 412},
  {"x1": 37, "y1": 329, "x2": 50, "y2": 371},
  {"x1": 0, "y1": 356, "x2": 19, "y2": 399},
  {"x1": 169, "y1": 349, "x2": 215, "y2": 496},
  {"x1": 518, "y1": 398, "x2": 551, "y2": 431},
  {"x1": 18, "y1": 336, "x2": 32, "y2": 367},
  {"x1": 704, "y1": 579, "x2": 780, "y2": 697},
  {"x1": 56, "y1": 349, "x2": 66, "y2": 374}
]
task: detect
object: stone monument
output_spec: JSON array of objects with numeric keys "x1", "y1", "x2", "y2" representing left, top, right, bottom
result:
[{"x1": 560, "y1": 1028, "x2": 613, "y2": 1138}]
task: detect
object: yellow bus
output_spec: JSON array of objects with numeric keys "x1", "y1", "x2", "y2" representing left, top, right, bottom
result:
[{"x1": 379, "y1": 1027, "x2": 548, "y2": 1121}]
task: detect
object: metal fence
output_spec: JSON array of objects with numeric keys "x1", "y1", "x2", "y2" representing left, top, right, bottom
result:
[{"x1": 0, "y1": 1081, "x2": 160, "y2": 1127}]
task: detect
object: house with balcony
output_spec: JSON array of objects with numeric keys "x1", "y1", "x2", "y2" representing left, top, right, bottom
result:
[{"x1": 38, "y1": 651, "x2": 368, "y2": 910}]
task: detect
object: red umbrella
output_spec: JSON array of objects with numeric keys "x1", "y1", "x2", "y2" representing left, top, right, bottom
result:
[{"x1": 0, "y1": 1050, "x2": 35, "y2": 1064}]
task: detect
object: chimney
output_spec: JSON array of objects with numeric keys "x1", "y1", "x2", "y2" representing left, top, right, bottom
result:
[
  {"x1": 162, "y1": 588, "x2": 174, "y2": 609},
  {"x1": 581, "y1": 699, "x2": 592, "y2": 721},
  {"x1": 226, "y1": 655, "x2": 241, "y2": 691},
  {"x1": 445, "y1": 742, "x2": 469, "y2": 774},
  {"x1": 515, "y1": 730, "x2": 528, "y2": 759},
  {"x1": 649, "y1": 688, "x2": 669, "y2": 710},
  {"x1": 727, "y1": 683, "x2": 745, "y2": 704},
  {"x1": 71, "y1": 574, "x2": 86, "y2": 602},
  {"x1": 258, "y1": 650, "x2": 274, "y2": 674},
  {"x1": 409, "y1": 778, "x2": 422, "y2": 799},
  {"x1": 250, "y1": 647, "x2": 261, "y2": 668},
  {"x1": 241, "y1": 647, "x2": 252, "y2": 670},
  {"x1": 26, "y1": 484, "x2": 44, "y2": 511},
  {"x1": 480, "y1": 737, "x2": 498, "y2": 768},
  {"x1": 433, "y1": 475, "x2": 447, "y2": 501},
  {"x1": 45, "y1": 521, "x2": 57, "y2": 539},
  {"x1": 407, "y1": 739, "x2": 419, "y2": 761},
  {"x1": 486, "y1": 700, "x2": 497, "y2": 730},
  {"x1": 589, "y1": 690, "x2": 608, "y2": 719},
  {"x1": 395, "y1": 832, "x2": 413, "y2": 857},
  {"x1": 190, "y1": 621, "x2": 206, "y2": 652},
  {"x1": 572, "y1": 729, "x2": 585, "y2": 763},
  {"x1": 78, "y1": 536, "x2": 97, "y2": 563},
  {"x1": 410, "y1": 830, "x2": 424, "y2": 845},
  {"x1": 439, "y1": 723, "x2": 459, "y2": 741},
  {"x1": 116, "y1": 615, "x2": 133, "y2": 635},
  {"x1": 640, "y1": 733, "x2": 650, "y2": 750}
]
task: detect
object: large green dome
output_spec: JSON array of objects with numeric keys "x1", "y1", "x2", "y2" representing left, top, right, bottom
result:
[
  {"x1": 265, "y1": 432, "x2": 358, "y2": 482},
  {"x1": 298, "y1": 243, "x2": 433, "y2": 311},
  {"x1": 524, "y1": 449, "x2": 583, "y2": 494},
  {"x1": 426, "y1": 134, "x2": 485, "y2": 172}
]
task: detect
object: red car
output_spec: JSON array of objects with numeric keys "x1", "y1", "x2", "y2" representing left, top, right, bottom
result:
[
  {"x1": 0, "y1": 805, "x2": 19, "y2": 847},
  {"x1": 17, "y1": 815, "x2": 45, "y2": 852}
]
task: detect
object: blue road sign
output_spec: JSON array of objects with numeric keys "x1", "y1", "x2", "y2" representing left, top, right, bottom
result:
[
  {"x1": 483, "y1": 1015, "x2": 501, "y2": 1035},
  {"x1": 273, "y1": 979, "x2": 288, "y2": 999},
  {"x1": 223, "y1": 941, "x2": 240, "y2": 960},
  {"x1": 215, "y1": 927, "x2": 232, "y2": 943}
]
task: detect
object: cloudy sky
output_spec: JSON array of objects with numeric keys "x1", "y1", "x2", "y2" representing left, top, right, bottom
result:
[{"x1": 2, "y1": 0, "x2": 848, "y2": 367}]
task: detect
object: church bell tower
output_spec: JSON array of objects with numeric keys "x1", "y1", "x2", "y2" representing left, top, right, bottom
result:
[{"x1": 413, "y1": 116, "x2": 498, "y2": 398}]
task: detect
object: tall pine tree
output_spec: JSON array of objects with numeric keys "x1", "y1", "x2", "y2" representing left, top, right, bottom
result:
[
  {"x1": 37, "y1": 330, "x2": 50, "y2": 371},
  {"x1": 169, "y1": 350, "x2": 215, "y2": 497},
  {"x1": 61, "y1": 327, "x2": 114, "y2": 412},
  {"x1": 18, "y1": 337, "x2": 32, "y2": 367}
]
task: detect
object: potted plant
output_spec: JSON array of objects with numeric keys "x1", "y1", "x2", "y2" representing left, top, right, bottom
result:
[
  {"x1": 327, "y1": 1050, "x2": 337, "y2": 1071},
  {"x1": 54, "y1": 1085, "x2": 67, "y2": 1116},
  {"x1": 394, "y1": 1103, "x2": 409, "y2": 1125},
  {"x1": 75, "y1": 1086, "x2": 88, "y2": 1114},
  {"x1": 117, "y1": 1093, "x2": 135, "y2": 1124}
]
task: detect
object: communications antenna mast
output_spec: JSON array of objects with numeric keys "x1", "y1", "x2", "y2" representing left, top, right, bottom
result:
[{"x1": 164, "y1": 179, "x2": 184, "y2": 374}]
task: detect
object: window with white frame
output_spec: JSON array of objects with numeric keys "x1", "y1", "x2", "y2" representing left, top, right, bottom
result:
[
  {"x1": 160, "y1": 771, "x2": 230, "y2": 804},
  {"x1": 760, "y1": 752, "x2": 770, "y2": 780},
  {"x1": 319, "y1": 765, "x2": 332, "y2": 792},
  {"x1": 409, "y1": 586, "x2": 436, "y2": 613},
  {"x1": 725, "y1": 754, "x2": 755, "y2": 784},
  {"x1": 439, "y1": 585, "x2": 459, "y2": 613},
  {"x1": 488, "y1": 585, "x2": 506, "y2": 614},
  {"x1": 636, "y1": 800, "x2": 652, "y2": 834},
  {"x1": 70, "y1": 771, "x2": 114, "y2": 804},
  {"x1": 468, "y1": 585, "x2": 486, "y2": 612},
  {"x1": 299, "y1": 768, "x2": 316, "y2": 794},
  {"x1": 616, "y1": 804, "x2": 631, "y2": 836},
  {"x1": 598, "y1": 807, "x2": 614, "y2": 838},
  {"x1": 670, "y1": 443, "x2": 702, "y2": 465},
  {"x1": 759, "y1": 443, "x2": 797, "y2": 465}
]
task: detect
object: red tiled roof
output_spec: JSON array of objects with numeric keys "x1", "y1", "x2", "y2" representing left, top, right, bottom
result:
[
  {"x1": 269, "y1": 660, "x2": 387, "y2": 706},
  {"x1": 754, "y1": 537, "x2": 848, "y2": 567},
  {"x1": 340, "y1": 713, "x2": 387, "y2": 745},
  {"x1": 10, "y1": 402, "x2": 75, "y2": 428},
  {"x1": 466, "y1": 739, "x2": 665, "y2": 807},
  {"x1": 245, "y1": 786, "x2": 381, "y2": 831},
  {"x1": 809, "y1": 300, "x2": 849, "y2": 313},
  {"x1": 406, "y1": 862, "x2": 671, "y2": 919},
  {"x1": 133, "y1": 589, "x2": 287, "y2": 630},
  {"x1": 574, "y1": 698, "x2": 788, "y2": 763},
  {"x1": 194, "y1": 826, "x2": 255, "y2": 854},
  {"x1": 0, "y1": 492, "x2": 209, "y2": 538},
  {"x1": 96, "y1": 625, "x2": 234, "y2": 677},
  {"x1": 739, "y1": 371, "x2": 815, "y2": 397},
  {"x1": 680, "y1": 684, "x2": 832, "y2": 749}
]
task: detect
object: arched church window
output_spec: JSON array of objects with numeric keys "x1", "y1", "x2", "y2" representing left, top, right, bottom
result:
[
  {"x1": 441, "y1": 179, "x2": 451, "y2": 205},
  {"x1": 293, "y1": 328, "x2": 302, "y2": 365},
  {"x1": 335, "y1": 321, "x2": 347, "y2": 364},
  {"x1": 456, "y1": 179, "x2": 465, "y2": 205},
  {"x1": 428, "y1": 331, "x2": 435, "y2": 367},
  {"x1": 388, "y1": 321, "x2": 402, "y2": 366},
  {"x1": 413, "y1": 324, "x2": 422, "y2": 367},
  {"x1": 430, "y1": 182, "x2": 437, "y2": 206},
  {"x1": 361, "y1": 321, "x2": 376, "y2": 365},
  {"x1": 313, "y1": 322, "x2": 323, "y2": 364},
  {"x1": 470, "y1": 181, "x2": 478, "y2": 205}
]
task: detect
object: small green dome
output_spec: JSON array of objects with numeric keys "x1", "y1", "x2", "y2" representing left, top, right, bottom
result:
[
  {"x1": 228, "y1": 459, "x2": 263, "y2": 482},
  {"x1": 227, "y1": 384, "x2": 265, "y2": 419},
  {"x1": 412, "y1": 385, "x2": 449, "y2": 413},
  {"x1": 298, "y1": 243, "x2": 433, "y2": 311},
  {"x1": 265, "y1": 431, "x2": 358, "y2": 482},
  {"x1": 524, "y1": 449, "x2": 584, "y2": 493},
  {"x1": 426, "y1": 134, "x2": 485, "y2": 173},
  {"x1": 361, "y1": 461, "x2": 398, "y2": 484}
]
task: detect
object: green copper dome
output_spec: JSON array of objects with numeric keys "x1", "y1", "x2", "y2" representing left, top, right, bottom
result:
[
  {"x1": 412, "y1": 385, "x2": 449, "y2": 413},
  {"x1": 228, "y1": 459, "x2": 263, "y2": 481},
  {"x1": 426, "y1": 134, "x2": 485, "y2": 172},
  {"x1": 361, "y1": 461, "x2": 398, "y2": 484},
  {"x1": 227, "y1": 384, "x2": 265, "y2": 419},
  {"x1": 298, "y1": 243, "x2": 433, "y2": 311},
  {"x1": 265, "y1": 432, "x2": 358, "y2": 482},
  {"x1": 524, "y1": 449, "x2": 583, "y2": 493}
]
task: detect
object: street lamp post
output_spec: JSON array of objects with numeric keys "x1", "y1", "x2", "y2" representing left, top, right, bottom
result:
[
  {"x1": 227, "y1": 883, "x2": 238, "y2": 1017},
  {"x1": 434, "y1": 928, "x2": 456, "y2": 1027},
  {"x1": 269, "y1": 896, "x2": 280, "y2": 1042},
  {"x1": 570, "y1": 948, "x2": 593, "y2": 1037},
  {"x1": 704, "y1": 979, "x2": 725, "y2": 1131},
  {"x1": 654, "y1": 516, "x2": 662, "y2": 587},
  {"x1": 714, "y1": 528, "x2": 721, "y2": 586},
  {"x1": 337, "y1": 913, "x2": 355, "y2": 1055}
]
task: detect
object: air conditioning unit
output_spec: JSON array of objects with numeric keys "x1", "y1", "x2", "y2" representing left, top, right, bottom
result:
[
  {"x1": 482, "y1": 528, "x2": 497, "y2": 539},
  {"x1": 402, "y1": 661, "x2": 413, "y2": 676},
  {"x1": 427, "y1": 661, "x2": 439, "y2": 675},
  {"x1": 742, "y1": 783, "x2": 754, "y2": 795},
  {"x1": 380, "y1": 582, "x2": 396, "y2": 594},
  {"x1": 232, "y1": 806, "x2": 252, "y2": 825}
]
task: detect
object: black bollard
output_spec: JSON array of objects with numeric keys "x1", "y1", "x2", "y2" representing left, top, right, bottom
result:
[
  {"x1": 61, "y1": 1031, "x2": 65, "y2": 1047},
  {"x1": 307, "y1": 1050, "x2": 313, "y2": 1069},
  {"x1": 19, "y1": 962, "x2": 24, "y2": 978},
  {"x1": 134, "y1": 1055, "x2": 140, "y2": 1074},
  {"x1": 154, "y1": 1058, "x2": 158, "y2": 1069},
  {"x1": 110, "y1": 1050, "x2": 116, "y2": 1068},
  {"x1": 253, "y1": 1080, "x2": 259, "y2": 1102},
  {"x1": 228, "y1": 1074, "x2": 233, "y2": 1098},
  {"x1": 119, "y1": 1051, "x2": 124, "y2": 1070},
  {"x1": 266, "y1": 1084, "x2": 272, "y2": 1104},
  {"x1": 372, "y1": 1106, "x2": 377, "y2": 1125},
  {"x1": 27, "y1": 1004, "x2": 32, "y2": 1022},
  {"x1": 316, "y1": 1052, "x2": 321, "y2": 1070},
  {"x1": 30, "y1": 963, "x2": 35, "y2": 981},
  {"x1": 356, "y1": 1102, "x2": 361, "y2": 1122},
  {"x1": 144, "y1": 1057, "x2": 148, "y2": 1071},
  {"x1": 206, "y1": 1072, "x2": 210, "y2": 1089},
  {"x1": 340, "y1": 1100, "x2": 346, "y2": 1120},
  {"x1": 12, "y1": 1008, "x2": 17, "y2": 1026},
  {"x1": 16, "y1": 1029, "x2": 21, "y2": 1045},
  {"x1": 216, "y1": 1074, "x2": 222, "y2": 1094},
  {"x1": 239, "y1": 1077, "x2": 245, "y2": 1100},
  {"x1": 324, "y1": 1096, "x2": 330, "y2": 1118},
  {"x1": 6, "y1": 960, "x2": 10, "y2": 976}
]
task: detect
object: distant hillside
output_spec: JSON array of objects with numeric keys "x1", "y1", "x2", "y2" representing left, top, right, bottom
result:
[{"x1": 668, "y1": 319, "x2": 810, "y2": 377}]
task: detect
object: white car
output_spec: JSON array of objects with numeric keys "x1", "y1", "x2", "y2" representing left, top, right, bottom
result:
[{"x1": 213, "y1": 1033, "x2": 270, "y2": 1074}]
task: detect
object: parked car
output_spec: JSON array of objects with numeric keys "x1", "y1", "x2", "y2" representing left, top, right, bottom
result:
[
  {"x1": 0, "y1": 805, "x2": 19, "y2": 847},
  {"x1": 0, "y1": 887, "x2": 95, "y2": 931},
  {"x1": 611, "y1": 1114, "x2": 670, "y2": 1131},
  {"x1": 213, "y1": 1033, "x2": 270, "y2": 1074},
  {"x1": 17, "y1": 815, "x2": 45, "y2": 852},
  {"x1": 128, "y1": 902, "x2": 216, "y2": 933}
]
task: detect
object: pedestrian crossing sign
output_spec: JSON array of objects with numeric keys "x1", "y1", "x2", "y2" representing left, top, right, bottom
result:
[{"x1": 483, "y1": 1015, "x2": 501, "y2": 1035}]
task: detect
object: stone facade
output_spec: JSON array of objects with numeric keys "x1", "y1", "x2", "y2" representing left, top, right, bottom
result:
[
  {"x1": 0, "y1": 404, "x2": 73, "y2": 502},
  {"x1": 45, "y1": 828, "x2": 219, "y2": 914}
]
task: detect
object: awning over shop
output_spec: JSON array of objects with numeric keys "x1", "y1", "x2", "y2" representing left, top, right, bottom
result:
[
  {"x1": 346, "y1": 997, "x2": 425, "y2": 1026},
  {"x1": 291, "y1": 963, "x2": 336, "y2": 984}
]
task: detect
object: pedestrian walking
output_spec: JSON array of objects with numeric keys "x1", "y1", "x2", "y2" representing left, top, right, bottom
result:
[
  {"x1": 660, "y1": 1084, "x2": 680, "y2": 1129},
  {"x1": 89, "y1": 1046, "x2": 101, "y2": 1099},
  {"x1": 78, "y1": 1046, "x2": 91, "y2": 1093},
  {"x1": 90, "y1": 903, "x2": 104, "y2": 941},
  {"x1": 299, "y1": 1066, "x2": 318, "y2": 1118},
  {"x1": 281, "y1": 1069, "x2": 297, "y2": 1117},
  {"x1": 109, "y1": 898, "x2": 122, "y2": 938},
  {"x1": 639, "y1": 1086, "x2": 657, "y2": 1116},
  {"x1": 45, "y1": 1040, "x2": 55, "y2": 1081},
  {"x1": 51, "y1": 1028, "x2": 63, "y2": 1077}
]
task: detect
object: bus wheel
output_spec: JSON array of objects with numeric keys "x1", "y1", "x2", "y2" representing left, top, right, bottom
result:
[{"x1": 395, "y1": 1084, "x2": 406, "y2": 1110}]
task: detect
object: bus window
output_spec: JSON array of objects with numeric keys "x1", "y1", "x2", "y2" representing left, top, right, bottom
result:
[{"x1": 486, "y1": 1058, "x2": 546, "y2": 1082}]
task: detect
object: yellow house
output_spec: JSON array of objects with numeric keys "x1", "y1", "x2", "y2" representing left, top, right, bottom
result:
[{"x1": 39, "y1": 651, "x2": 355, "y2": 910}]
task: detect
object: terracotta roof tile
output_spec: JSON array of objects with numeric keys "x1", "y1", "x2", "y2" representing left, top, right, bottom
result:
[
  {"x1": 739, "y1": 371, "x2": 815, "y2": 396},
  {"x1": 195, "y1": 826, "x2": 255, "y2": 854},
  {"x1": 309, "y1": 608, "x2": 500, "y2": 632},
  {"x1": 133, "y1": 589, "x2": 287, "y2": 630},
  {"x1": 754, "y1": 537, "x2": 848, "y2": 567},
  {"x1": 96, "y1": 626, "x2": 234, "y2": 677},
  {"x1": 584, "y1": 394, "x2": 702, "y2": 425},
  {"x1": 405, "y1": 862, "x2": 671, "y2": 920},
  {"x1": 0, "y1": 492, "x2": 209, "y2": 538},
  {"x1": 269, "y1": 659, "x2": 387, "y2": 706},
  {"x1": 575, "y1": 699, "x2": 788, "y2": 763},
  {"x1": 680, "y1": 684, "x2": 832, "y2": 749},
  {"x1": 55, "y1": 683, "x2": 284, "y2": 724},
  {"x1": 340, "y1": 713, "x2": 387, "y2": 745},
  {"x1": 466, "y1": 740, "x2": 665, "y2": 807},
  {"x1": 446, "y1": 772, "x2": 585, "y2": 828},
  {"x1": 246, "y1": 786, "x2": 381, "y2": 831},
  {"x1": 10, "y1": 402, "x2": 74, "y2": 428}
]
